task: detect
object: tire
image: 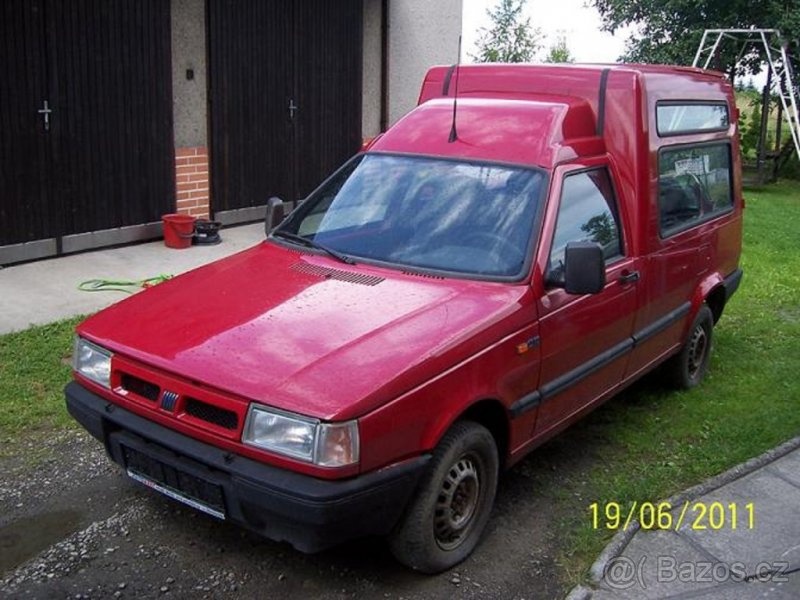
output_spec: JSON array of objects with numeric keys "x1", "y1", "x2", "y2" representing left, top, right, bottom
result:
[
  {"x1": 666, "y1": 305, "x2": 714, "y2": 389},
  {"x1": 389, "y1": 421, "x2": 499, "y2": 574}
]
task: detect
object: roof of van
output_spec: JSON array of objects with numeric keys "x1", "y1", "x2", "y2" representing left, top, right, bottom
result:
[
  {"x1": 417, "y1": 63, "x2": 727, "y2": 106},
  {"x1": 369, "y1": 96, "x2": 603, "y2": 169},
  {"x1": 367, "y1": 63, "x2": 732, "y2": 169}
]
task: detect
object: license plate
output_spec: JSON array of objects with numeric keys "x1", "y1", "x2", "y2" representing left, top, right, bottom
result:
[{"x1": 122, "y1": 446, "x2": 226, "y2": 520}]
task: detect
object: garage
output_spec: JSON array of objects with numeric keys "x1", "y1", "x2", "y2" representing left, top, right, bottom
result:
[
  {"x1": 0, "y1": 0, "x2": 174, "y2": 263},
  {"x1": 208, "y1": 0, "x2": 363, "y2": 222},
  {"x1": 0, "y1": 0, "x2": 461, "y2": 265}
]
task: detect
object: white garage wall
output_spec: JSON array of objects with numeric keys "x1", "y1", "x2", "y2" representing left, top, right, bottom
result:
[{"x1": 362, "y1": 0, "x2": 463, "y2": 138}]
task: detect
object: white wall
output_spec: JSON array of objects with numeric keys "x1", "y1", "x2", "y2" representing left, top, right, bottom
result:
[
  {"x1": 362, "y1": 0, "x2": 463, "y2": 137},
  {"x1": 388, "y1": 0, "x2": 462, "y2": 126},
  {"x1": 171, "y1": 0, "x2": 207, "y2": 148},
  {"x1": 362, "y1": 0, "x2": 383, "y2": 138}
]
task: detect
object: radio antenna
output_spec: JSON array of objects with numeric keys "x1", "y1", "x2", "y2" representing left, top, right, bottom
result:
[{"x1": 448, "y1": 35, "x2": 462, "y2": 143}]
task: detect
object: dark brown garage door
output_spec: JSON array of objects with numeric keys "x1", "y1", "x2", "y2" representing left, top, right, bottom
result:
[
  {"x1": 208, "y1": 0, "x2": 363, "y2": 219},
  {"x1": 0, "y1": 0, "x2": 174, "y2": 263}
]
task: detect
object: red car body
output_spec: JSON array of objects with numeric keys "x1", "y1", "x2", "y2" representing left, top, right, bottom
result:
[{"x1": 67, "y1": 64, "x2": 743, "y2": 572}]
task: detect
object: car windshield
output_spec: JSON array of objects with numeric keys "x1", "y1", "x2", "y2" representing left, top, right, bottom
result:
[{"x1": 275, "y1": 154, "x2": 546, "y2": 279}]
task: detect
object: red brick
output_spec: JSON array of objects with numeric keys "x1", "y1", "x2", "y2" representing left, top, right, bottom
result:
[{"x1": 175, "y1": 147, "x2": 197, "y2": 158}]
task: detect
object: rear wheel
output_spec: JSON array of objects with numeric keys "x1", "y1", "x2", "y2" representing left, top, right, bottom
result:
[
  {"x1": 389, "y1": 421, "x2": 498, "y2": 573},
  {"x1": 666, "y1": 305, "x2": 714, "y2": 389}
]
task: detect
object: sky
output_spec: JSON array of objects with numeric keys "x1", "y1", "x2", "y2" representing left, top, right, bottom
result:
[
  {"x1": 460, "y1": 1, "x2": 769, "y2": 87},
  {"x1": 461, "y1": 0, "x2": 637, "y2": 64}
]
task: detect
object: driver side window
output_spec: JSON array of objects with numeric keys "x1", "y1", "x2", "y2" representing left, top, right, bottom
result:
[{"x1": 548, "y1": 168, "x2": 623, "y2": 284}]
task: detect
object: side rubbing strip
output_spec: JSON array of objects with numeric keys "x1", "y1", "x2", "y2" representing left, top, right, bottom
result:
[
  {"x1": 510, "y1": 301, "x2": 694, "y2": 419},
  {"x1": 509, "y1": 391, "x2": 542, "y2": 418},
  {"x1": 541, "y1": 338, "x2": 633, "y2": 401},
  {"x1": 442, "y1": 64, "x2": 457, "y2": 96},
  {"x1": 597, "y1": 68, "x2": 611, "y2": 136},
  {"x1": 633, "y1": 302, "x2": 691, "y2": 346},
  {"x1": 510, "y1": 337, "x2": 633, "y2": 419}
]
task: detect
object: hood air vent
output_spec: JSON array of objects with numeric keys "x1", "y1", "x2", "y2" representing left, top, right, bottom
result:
[
  {"x1": 290, "y1": 262, "x2": 384, "y2": 286},
  {"x1": 401, "y1": 270, "x2": 445, "y2": 280}
]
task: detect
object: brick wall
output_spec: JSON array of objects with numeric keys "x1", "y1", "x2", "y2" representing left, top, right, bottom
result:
[{"x1": 175, "y1": 146, "x2": 210, "y2": 218}]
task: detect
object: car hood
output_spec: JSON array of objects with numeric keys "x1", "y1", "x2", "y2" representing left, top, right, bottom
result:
[{"x1": 79, "y1": 242, "x2": 529, "y2": 420}]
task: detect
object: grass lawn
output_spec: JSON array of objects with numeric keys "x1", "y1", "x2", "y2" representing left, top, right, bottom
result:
[
  {"x1": 0, "y1": 316, "x2": 83, "y2": 445},
  {"x1": 0, "y1": 181, "x2": 798, "y2": 584},
  {"x1": 554, "y1": 179, "x2": 800, "y2": 584}
]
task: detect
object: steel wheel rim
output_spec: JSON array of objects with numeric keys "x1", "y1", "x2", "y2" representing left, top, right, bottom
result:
[
  {"x1": 434, "y1": 455, "x2": 481, "y2": 551},
  {"x1": 687, "y1": 325, "x2": 708, "y2": 379}
]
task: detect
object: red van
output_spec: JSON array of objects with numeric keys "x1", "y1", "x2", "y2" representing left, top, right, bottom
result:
[{"x1": 67, "y1": 63, "x2": 743, "y2": 573}]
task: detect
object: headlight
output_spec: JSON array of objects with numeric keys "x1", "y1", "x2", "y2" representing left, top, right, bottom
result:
[
  {"x1": 73, "y1": 337, "x2": 113, "y2": 388},
  {"x1": 243, "y1": 405, "x2": 359, "y2": 467}
]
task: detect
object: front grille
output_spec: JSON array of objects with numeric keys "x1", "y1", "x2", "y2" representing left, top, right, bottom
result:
[
  {"x1": 120, "y1": 373, "x2": 160, "y2": 402},
  {"x1": 185, "y1": 398, "x2": 238, "y2": 430},
  {"x1": 122, "y1": 445, "x2": 225, "y2": 514}
]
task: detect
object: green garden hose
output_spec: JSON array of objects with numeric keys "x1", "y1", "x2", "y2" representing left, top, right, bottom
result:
[{"x1": 77, "y1": 274, "x2": 173, "y2": 294}]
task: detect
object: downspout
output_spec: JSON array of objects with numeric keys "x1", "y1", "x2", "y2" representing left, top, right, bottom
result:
[{"x1": 380, "y1": 0, "x2": 389, "y2": 131}]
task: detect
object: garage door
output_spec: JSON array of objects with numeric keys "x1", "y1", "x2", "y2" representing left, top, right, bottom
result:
[
  {"x1": 0, "y1": 0, "x2": 174, "y2": 264},
  {"x1": 208, "y1": 0, "x2": 363, "y2": 221}
]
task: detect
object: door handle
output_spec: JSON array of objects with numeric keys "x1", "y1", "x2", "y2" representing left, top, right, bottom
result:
[
  {"x1": 38, "y1": 100, "x2": 53, "y2": 131},
  {"x1": 619, "y1": 270, "x2": 640, "y2": 284}
]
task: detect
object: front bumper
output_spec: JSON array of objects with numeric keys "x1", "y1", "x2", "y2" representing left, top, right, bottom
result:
[{"x1": 65, "y1": 381, "x2": 429, "y2": 553}]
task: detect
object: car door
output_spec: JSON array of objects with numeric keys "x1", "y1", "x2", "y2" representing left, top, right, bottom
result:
[{"x1": 533, "y1": 164, "x2": 639, "y2": 437}]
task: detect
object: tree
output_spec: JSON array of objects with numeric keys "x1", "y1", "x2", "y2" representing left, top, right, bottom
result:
[
  {"x1": 545, "y1": 35, "x2": 575, "y2": 63},
  {"x1": 591, "y1": 0, "x2": 800, "y2": 77},
  {"x1": 581, "y1": 213, "x2": 616, "y2": 247},
  {"x1": 471, "y1": 0, "x2": 542, "y2": 63}
]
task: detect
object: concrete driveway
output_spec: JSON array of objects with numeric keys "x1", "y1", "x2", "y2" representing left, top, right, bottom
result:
[{"x1": 0, "y1": 223, "x2": 265, "y2": 335}]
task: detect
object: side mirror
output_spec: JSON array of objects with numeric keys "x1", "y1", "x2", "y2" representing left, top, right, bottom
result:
[
  {"x1": 265, "y1": 196, "x2": 285, "y2": 235},
  {"x1": 564, "y1": 241, "x2": 605, "y2": 295}
]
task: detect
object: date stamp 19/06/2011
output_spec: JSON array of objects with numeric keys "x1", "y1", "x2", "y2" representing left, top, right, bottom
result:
[{"x1": 589, "y1": 501, "x2": 756, "y2": 532}]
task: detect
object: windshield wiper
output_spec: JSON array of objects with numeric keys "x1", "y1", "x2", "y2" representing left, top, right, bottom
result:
[{"x1": 271, "y1": 230, "x2": 356, "y2": 265}]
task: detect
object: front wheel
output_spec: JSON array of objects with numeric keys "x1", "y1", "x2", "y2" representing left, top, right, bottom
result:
[
  {"x1": 389, "y1": 421, "x2": 499, "y2": 574},
  {"x1": 665, "y1": 305, "x2": 714, "y2": 389}
]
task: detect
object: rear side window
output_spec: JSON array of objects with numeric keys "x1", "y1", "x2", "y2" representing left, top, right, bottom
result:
[
  {"x1": 548, "y1": 168, "x2": 623, "y2": 283},
  {"x1": 657, "y1": 103, "x2": 729, "y2": 136},
  {"x1": 658, "y1": 143, "x2": 733, "y2": 236}
]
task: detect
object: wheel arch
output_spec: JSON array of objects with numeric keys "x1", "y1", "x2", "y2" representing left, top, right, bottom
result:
[
  {"x1": 692, "y1": 272, "x2": 725, "y2": 324},
  {"x1": 424, "y1": 398, "x2": 511, "y2": 469}
]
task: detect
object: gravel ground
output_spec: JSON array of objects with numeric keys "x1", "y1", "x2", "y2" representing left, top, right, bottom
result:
[{"x1": 0, "y1": 430, "x2": 572, "y2": 599}]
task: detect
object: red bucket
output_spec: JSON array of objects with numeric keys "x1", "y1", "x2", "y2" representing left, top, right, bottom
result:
[{"x1": 162, "y1": 214, "x2": 196, "y2": 249}]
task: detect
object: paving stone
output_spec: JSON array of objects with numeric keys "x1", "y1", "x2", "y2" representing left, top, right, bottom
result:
[
  {"x1": 685, "y1": 567, "x2": 800, "y2": 599},
  {"x1": 677, "y1": 469, "x2": 800, "y2": 576},
  {"x1": 768, "y1": 451, "x2": 800, "y2": 489},
  {"x1": 586, "y1": 447, "x2": 800, "y2": 599},
  {"x1": 594, "y1": 530, "x2": 721, "y2": 599}
]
